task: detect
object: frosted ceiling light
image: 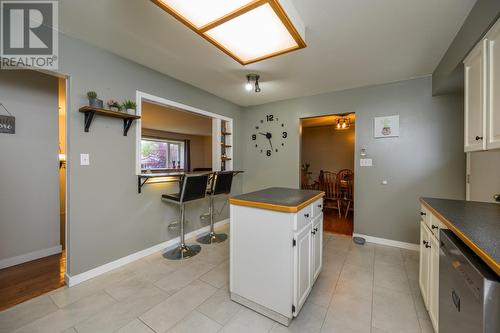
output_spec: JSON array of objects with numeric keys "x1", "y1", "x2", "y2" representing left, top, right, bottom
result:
[{"x1": 152, "y1": 0, "x2": 306, "y2": 64}]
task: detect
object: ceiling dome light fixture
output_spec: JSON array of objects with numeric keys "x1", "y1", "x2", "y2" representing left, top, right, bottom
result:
[
  {"x1": 152, "y1": 0, "x2": 306, "y2": 65},
  {"x1": 245, "y1": 74, "x2": 261, "y2": 93}
]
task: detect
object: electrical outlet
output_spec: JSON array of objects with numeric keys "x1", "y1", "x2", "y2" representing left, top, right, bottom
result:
[{"x1": 80, "y1": 153, "x2": 90, "y2": 166}]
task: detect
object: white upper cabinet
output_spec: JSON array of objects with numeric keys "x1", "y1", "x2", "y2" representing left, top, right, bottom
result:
[
  {"x1": 464, "y1": 40, "x2": 486, "y2": 152},
  {"x1": 487, "y1": 20, "x2": 500, "y2": 149},
  {"x1": 464, "y1": 17, "x2": 500, "y2": 152}
]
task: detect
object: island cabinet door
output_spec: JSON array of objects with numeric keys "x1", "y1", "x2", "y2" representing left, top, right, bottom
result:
[
  {"x1": 311, "y1": 215, "x2": 323, "y2": 282},
  {"x1": 293, "y1": 223, "x2": 312, "y2": 315}
]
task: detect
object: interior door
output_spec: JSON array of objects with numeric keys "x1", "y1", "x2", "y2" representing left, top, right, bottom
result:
[
  {"x1": 312, "y1": 215, "x2": 323, "y2": 282},
  {"x1": 293, "y1": 223, "x2": 312, "y2": 315},
  {"x1": 464, "y1": 40, "x2": 486, "y2": 152},
  {"x1": 419, "y1": 221, "x2": 431, "y2": 307},
  {"x1": 487, "y1": 21, "x2": 500, "y2": 150}
]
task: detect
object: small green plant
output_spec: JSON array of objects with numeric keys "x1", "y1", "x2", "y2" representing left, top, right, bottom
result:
[
  {"x1": 107, "y1": 99, "x2": 121, "y2": 110},
  {"x1": 87, "y1": 91, "x2": 97, "y2": 99},
  {"x1": 122, "y1": 100, "x2": 136, "y2": 110}
]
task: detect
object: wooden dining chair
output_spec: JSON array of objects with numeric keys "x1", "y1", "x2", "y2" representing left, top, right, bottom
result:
[
  {"x1": 337, "y1": 169, "x2": 354, "y2": 218},
  {"x1": 319, "y1": 170, "x2": 342, "y2": 218}
]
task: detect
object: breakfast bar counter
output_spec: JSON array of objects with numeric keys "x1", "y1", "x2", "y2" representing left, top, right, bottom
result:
[{"x1": 229, "y1": 187, "x2": 324, "y2": 326}]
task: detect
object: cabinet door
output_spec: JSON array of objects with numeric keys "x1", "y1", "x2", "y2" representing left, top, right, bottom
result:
[
  {"x1": 293, "y1": 224, "x2": 312, "y2": 315},
  {"x1": 419, "y1": 221, "x2": 431, "y2": 307},
  {"x1": 464, "y1": 40, "x2": 487, "y2": 152},
  {"x1": 311, "y1": 215, "x2": 323, "y2": 282},
  {"x1": 429, "y1": 235, "x2": 440, "y2": 333},
  {"x1": 487, "y1": 21, "x2": 500, "y2": 149}
]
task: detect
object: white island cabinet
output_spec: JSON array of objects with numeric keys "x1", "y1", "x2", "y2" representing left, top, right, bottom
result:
[{"x1": 229, "y1": 187, "x2": 324, "y2": 326}]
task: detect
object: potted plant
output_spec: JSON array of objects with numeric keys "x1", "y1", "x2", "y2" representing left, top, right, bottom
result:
[
  {"x1": 122, "y1": 100, "x2": 136, "y2": 114},
  {"x1": 107, "y1": 99, "x2": 121, "y2": 112},
  {"x1": 87, "y1": 91, "x2": 103, "y2": 108}
]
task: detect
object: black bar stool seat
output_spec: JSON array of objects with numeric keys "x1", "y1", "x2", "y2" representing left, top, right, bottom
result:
[
  {"x1": 197, "y1": 171, "x2": 234, "y2": 245},
  {"x1": 162, "y1": 173, "x2": 209, "y2": 260}
]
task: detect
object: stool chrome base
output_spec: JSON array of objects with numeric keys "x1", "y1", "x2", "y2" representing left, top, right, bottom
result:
[
  {"x1": 197, "y1": 232, "x2": 227, "y2": 244},
  {"x1": 163, "y1": 244, "x2": 201, "y2": 260}
]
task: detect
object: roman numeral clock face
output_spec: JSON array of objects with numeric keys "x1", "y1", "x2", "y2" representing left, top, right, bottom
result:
[{"x1": 251, "y1": 114, "x2": 288, "y2": 157}]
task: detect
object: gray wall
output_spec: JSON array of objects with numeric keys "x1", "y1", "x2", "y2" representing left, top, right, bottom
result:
[
  {"x1": 59, "y1": 34, "x2": 243, "y2": 275},
  {"x1": 469, "y1": 150, "x2": 500, "y2": 203},
  {"x1": 242, "y1": 77, "x2": 465, "y2": 244},
  {"x1": 432, "y1": 0, "x2": 500, "y2": 95},
  {"x1": 0, "y1": 71, "x2": 60, "y2": 261},
  {"x1": 301, "y1": 125, "x2": 355, "y2": 182}
]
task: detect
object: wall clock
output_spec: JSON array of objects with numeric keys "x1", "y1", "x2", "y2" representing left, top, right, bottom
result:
[{"x1": 251, "y1": 114, "x2": 288, "y2": 157}]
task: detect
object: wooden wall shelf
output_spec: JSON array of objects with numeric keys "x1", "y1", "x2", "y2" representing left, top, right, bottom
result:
[{"x1": 79, "y1": 106, "x2": 140, "y2": 136}]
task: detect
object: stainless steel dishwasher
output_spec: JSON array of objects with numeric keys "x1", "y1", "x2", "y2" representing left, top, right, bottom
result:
[{"x1": 439, "y1": 229, "x2": 500, "y2": 333}]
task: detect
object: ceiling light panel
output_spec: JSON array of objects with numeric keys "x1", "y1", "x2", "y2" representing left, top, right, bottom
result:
[
  {"x1": 152, "y1": 0, "x2": 306, "y2": 64},
  {"x1": 205, "y1": 3, "x2": 298, "y2": 63},
  {"x1": 157, "y1": 0, "x2": 254, "y2": 29}
]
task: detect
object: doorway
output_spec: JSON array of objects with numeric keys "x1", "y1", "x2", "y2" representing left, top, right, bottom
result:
[
  {"x1": 0, "y1": 71, "x2": 67, "y2": 310},
  {"x1": 300, "y1": 114, "x2": 355, "y2": 236}
]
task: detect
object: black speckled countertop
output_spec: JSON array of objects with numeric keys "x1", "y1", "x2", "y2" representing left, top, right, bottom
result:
[
  {"x1": 230, "y1": 187, "x2": 324, "y2": 212},
  {"x1": 420, "y1": 197, "x2": 500, "y2": 275}
]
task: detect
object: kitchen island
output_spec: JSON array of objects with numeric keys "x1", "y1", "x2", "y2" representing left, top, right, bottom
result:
[{"x1": 229, "y1": 187, "x2": 324, "y2": 326}]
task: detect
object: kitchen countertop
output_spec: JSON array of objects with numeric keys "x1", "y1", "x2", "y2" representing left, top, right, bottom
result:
[
  {"x1": 229, "y1": 187, "x2": 324, "y2": 213},
  {"x1": 420, "y1": 197, "x2": 500, "y2": 276}
]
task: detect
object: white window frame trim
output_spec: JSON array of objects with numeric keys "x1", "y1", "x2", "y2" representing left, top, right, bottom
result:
[
  {"x1": 135, "y1": 91, "x2": 233, "y2": 175},
  {"x1": 140, "y1": 137, "x2": 185, "y2": 171}
]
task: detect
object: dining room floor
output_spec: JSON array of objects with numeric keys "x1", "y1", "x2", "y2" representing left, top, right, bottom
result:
[
  {"x1": 0, "y1": 224, "x2": 432, "y2": 333},
  {"x1": 323, "y1": 208, "x2": 353, "y2": 236}
]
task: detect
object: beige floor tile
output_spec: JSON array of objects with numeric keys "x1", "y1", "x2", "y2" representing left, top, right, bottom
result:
[
  {"x1": 320, "y1": 292, "x2": 371, "y2": 333},
  {"x1": 374, "y1": 261, "x2": 411, "y2": 294},
  {"x1": 372, "y1": 286, "x2": 420, "y2": 333},
  {"x1": 49, "y1": 266, "x2": 134, "y2": 308},
  {"x1": 336, "y1": 263, "x2": 374, "y2": 299},
  {"x1": 344, "y1": 249, "x2": 375, "y2": 268},
  {"x1": 0, "y1": 295, "x2": 58, "y2": 333},
  {"x1": 12, "y1": 292, "x2": 115, "y2": 333},
  {"x1": 374, "y1": 245, "x2": 404, "y2": 266},
  {"x1": 197, "y1": 287, "x2": 243, "y2": 325},
  {"x1": 61, "y1": 327, "x2": 78, "y2": 333},
  {"x1": 74, "y1": 283, "x2": 168, "y2": 333},
  {"x1": 307, "y1": 273, "x2": 338, "y2": 308},
  {"x1": 221, "y1": 307, "x2": 275, "y2": 333},
  {"x1": 270, "y1": 300, "x2": 327, "y2": 333},
  {"x1": 199, "y1": 259, "x2": 229, "y2": 288},
  {"x1": 126, "y1": 255, "x2": 177, "y2": 283},
  {"x1": 154, "y1": 261, "x2": 216, "y2": 295},
  {"x1": 168, "y1": 310, "x2": 222, "y2": 333},
  {"x1": 105, "y1": 275, "x2": 159, "y2": 301},
  {"x1": 140, "y1": 280, "x2": 217, "y2": 333},
  {"x1": 116, "y1": 319, "x2": 155, "y2": 333}
]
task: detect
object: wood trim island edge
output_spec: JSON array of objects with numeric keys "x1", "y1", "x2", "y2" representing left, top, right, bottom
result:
[
  {"x1": 419, "y1": 198, "x2": 500, "y2": 276},
  {"x1": 229, "y1": 192, "x2": 324, "y2": 213}
]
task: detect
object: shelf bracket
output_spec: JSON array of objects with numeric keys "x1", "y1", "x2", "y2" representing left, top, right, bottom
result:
[
  {"x1": 138, "y1": 176, "x2": 150, "y2": 194},
  {"x1": 123, "y1": 119, "x2": 134, "y2": 136},
  {"x1": 83, "y1": 111, "x2": 95, "y2": 133}
]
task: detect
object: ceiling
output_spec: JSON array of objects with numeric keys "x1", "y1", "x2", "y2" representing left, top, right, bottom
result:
[
  {"x1": 59, "y1": 0, "x2": 475, "y2": 106},
  {"x1": 302, "y1": 114, "x2": 355, "y2": 128},
  {"x1": 142, "y1": 102, "x2": 212, "y2": 136}
]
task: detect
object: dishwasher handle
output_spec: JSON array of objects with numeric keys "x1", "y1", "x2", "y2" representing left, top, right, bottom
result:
[{"x1": 451, "y1": 289, "x2": 461, "y2": 312}]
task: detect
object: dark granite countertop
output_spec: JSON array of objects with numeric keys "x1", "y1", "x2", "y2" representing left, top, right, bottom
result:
[
  {"x1": 230, "y1": 187, "x2": 324, "y2": 213},
  {"x1": 420, "y1": 197, "x2": 500, "y2": 276}
]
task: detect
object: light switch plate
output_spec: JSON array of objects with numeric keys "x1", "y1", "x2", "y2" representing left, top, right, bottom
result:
[
  {"x1": 80, "y1": 153, "x2": 90, "y2": 166},
  {"x1": 360, "y1": 158, "x2": 372, "y2": 167}
]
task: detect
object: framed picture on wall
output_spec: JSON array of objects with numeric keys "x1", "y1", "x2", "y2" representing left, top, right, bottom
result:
[{"x1": 374, "y1": 115, "x2": 399, "y2": 138}]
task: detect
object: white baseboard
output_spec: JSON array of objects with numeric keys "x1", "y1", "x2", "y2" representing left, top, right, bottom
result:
[
  {"x1": 66, "y1": 219, "x2": 229, "y2": 287},
  {"x1": 353, "y1": 233, "x2": 419, "y2": 251},
  {"x1": 0, "y1": 245, "x2": 62, "y2": 269}
]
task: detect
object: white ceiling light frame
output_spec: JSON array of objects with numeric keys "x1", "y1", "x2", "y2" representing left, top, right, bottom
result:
[{"x1": 152, "y1": 0, "x2": 306, "y2": 65}]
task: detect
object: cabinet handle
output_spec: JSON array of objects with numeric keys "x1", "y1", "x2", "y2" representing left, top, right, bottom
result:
[
  {"x1": 311, "y1": 230, "x2": 316, "y2": 235},
  {"x1": 431, "y1": 225, "x2": 438, "y2": 230},
  {"x1": 420, "y1": 212, "x2": 426, "y2": 216},
  {"x1": 304, "y1": 213, "x2": 310, "y2": 218},
  {"x1": 318, "y1": 204, "x2": 322, "y2": 208},
  {"x1": 475, "y1": 136, "x2": 483, "y2": 141},
  {"x1": 422, "y1": 240, "x2": 428, "y2": 245},
  {"x1": 314, "y1": 227, "x2": 318, "y2": 232},
  {"x1": 425, "y1": 244, "x2": 431, "y2": 249}
]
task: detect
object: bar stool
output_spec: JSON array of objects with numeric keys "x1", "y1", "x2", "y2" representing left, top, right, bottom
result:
[
  {"x1": 196, "y1": 171, "x2": 234, "y2": 244},
  {"x1": 162, "y1": 173, "x2": 210, "y2": 260}
]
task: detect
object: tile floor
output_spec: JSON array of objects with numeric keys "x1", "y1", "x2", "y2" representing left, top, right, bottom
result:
[{"x1": 0, "y1": 226, "x2": 432, "y2": 333}]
